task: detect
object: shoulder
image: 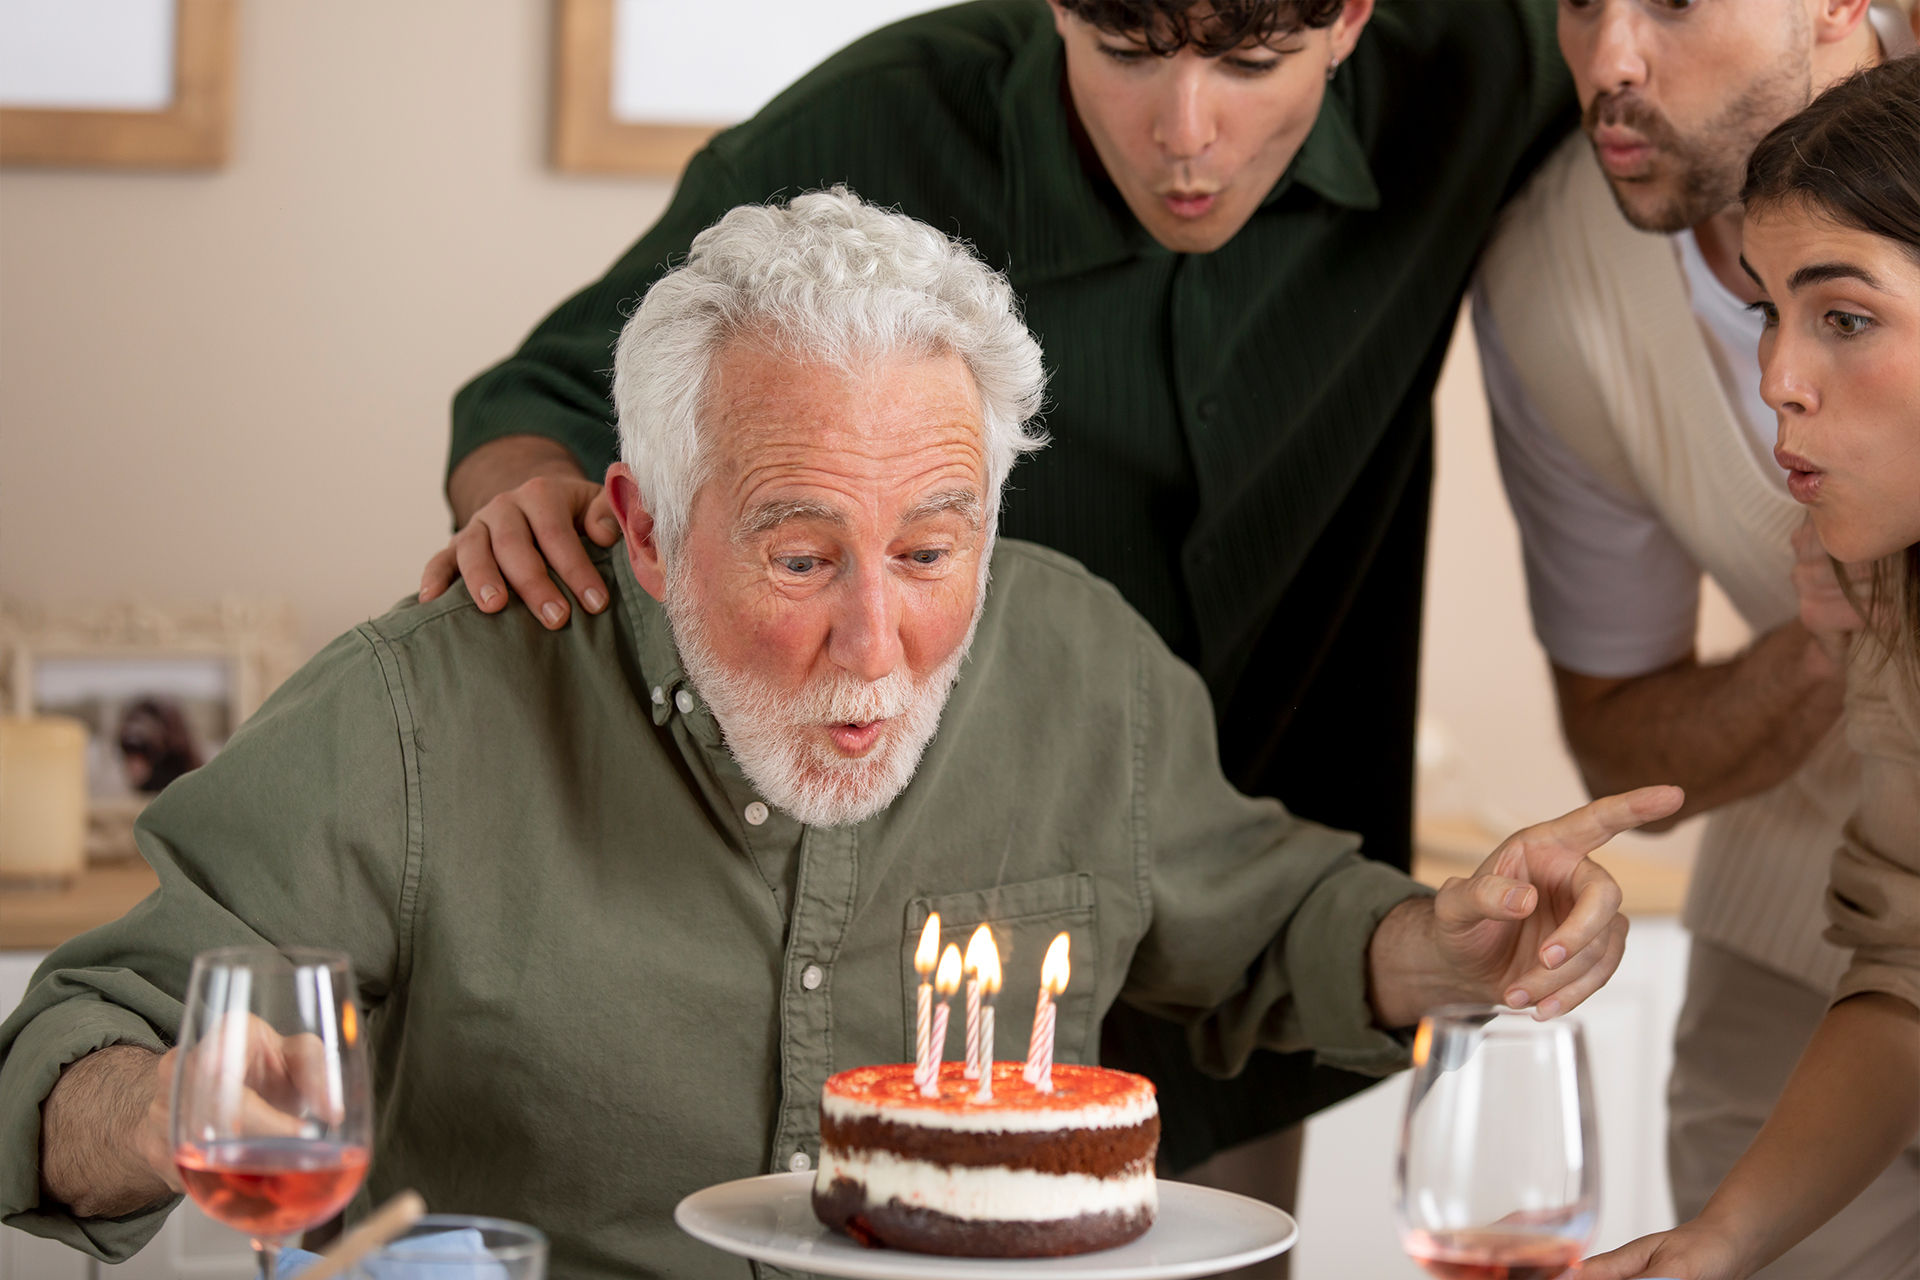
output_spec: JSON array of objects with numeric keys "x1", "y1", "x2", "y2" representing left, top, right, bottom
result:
[
  {"x1": 710, "y1": 2, "x2": 1041, "y2": 161},
  {"x1": 973, "y1": 539, "x2": 1167, "y2": 684},
  {"x1": 1357, "y1": 0, "x2": 1570, "y2": 134}
]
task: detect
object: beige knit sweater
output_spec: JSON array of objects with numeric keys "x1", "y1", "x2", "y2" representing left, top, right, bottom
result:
[
  {"x1": 1830, "y1": 638, "x2": 1920, "y2": 1012},
  {"x1": 1478, "y1": 133, "x2": 1857, "y2": 993}
]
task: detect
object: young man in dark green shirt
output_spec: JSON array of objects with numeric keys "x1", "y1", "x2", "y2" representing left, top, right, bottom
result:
[{"x1": 422, "y1": 0, "x2": 1576, "y2": 1170}]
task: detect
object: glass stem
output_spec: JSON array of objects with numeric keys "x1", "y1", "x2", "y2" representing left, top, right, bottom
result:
[{"x1": 253, "y1": 1238, "x2": 280, "y2": 1280}]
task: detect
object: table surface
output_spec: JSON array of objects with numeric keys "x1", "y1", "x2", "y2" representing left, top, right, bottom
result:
[{"x1": 1, "y1": 859, "x2": 160, "y2": 950}]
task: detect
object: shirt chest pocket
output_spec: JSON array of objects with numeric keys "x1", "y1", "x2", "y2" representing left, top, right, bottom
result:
[{"x1": 903, "y1": 873, "x2": 1097, "y2": 1071}]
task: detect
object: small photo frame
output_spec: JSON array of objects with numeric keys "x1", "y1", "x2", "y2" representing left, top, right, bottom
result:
[{"x1": 1, "y1": 598, "x2": 301, "y2": 860}]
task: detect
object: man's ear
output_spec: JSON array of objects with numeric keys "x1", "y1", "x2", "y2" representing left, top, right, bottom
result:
[
  {"x1": 1045, "y1": 0, "x2": 1068, "y2": 38},
  {"x1": 1811, "y1": 0, "x2": 1873, "y2": 46},
  {"x1": 1330, "y1": 0, "x2": 1376, "y2": 64},
  {"x1": 605, "y1": 463, "x2": 668, "y2": 601}
]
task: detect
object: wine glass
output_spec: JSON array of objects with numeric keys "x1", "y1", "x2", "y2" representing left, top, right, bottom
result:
[
  {"x1": 1396, "y1": 1005, "x2": 1599, "y2": 1280},
  {"x1": 171, "y1": 946, "x2": 373, "y2": 1280}
]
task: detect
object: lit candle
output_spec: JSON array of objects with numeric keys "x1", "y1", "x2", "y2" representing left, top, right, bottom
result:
[
  {"x1": 973, "y1": 930, "x2": 1002, "y2": 1103},
  {"x1": 913, "y1": 914, "x2": 941, "y2": 1091},
  {"x1": 925, "y1": 943, "x2": 963, "y2": 1098},
  {"x1": 1024, "y1": 932, "x2": 1071, "y2": 1092},
  {"x1": 963, "y1": 925, "x2": 994, "y2": 1079}
]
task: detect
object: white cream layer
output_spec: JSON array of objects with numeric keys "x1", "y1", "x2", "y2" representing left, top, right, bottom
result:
[
  {"x1": 821, "y1": 1089, "x2": 1157, "y2": 1134},
  {"x1": 816, "y1": 1148, "x2": 1157, "y2": 1222}
]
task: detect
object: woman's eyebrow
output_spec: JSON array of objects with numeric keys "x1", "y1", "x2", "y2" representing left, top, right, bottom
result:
[{"x1": 1785, "y1": 260, "x2": 1885, "y2": 292}]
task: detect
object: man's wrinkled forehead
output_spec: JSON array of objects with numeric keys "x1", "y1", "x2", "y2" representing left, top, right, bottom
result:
[{"x1": 700, "y1": 340, "x2": 990, "y2": 528}]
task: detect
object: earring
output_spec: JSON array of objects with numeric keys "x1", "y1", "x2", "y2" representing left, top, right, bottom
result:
[{"x1": 1326, "y1": 55, "x2": 1340, "y2": 81}]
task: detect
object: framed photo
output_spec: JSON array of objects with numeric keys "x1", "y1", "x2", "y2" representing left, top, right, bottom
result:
[
  {"x1": 0, "y1": 0, "x2": 237, "y2": 170},
  {"x1": 551, "y1": 0, "x2": 946, "y2": 175},
  {"x1": 0, "y1": 598, "x2": 301, "y2": 859}
]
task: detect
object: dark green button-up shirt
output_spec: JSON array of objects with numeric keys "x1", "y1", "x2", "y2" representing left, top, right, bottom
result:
[{"x1": 0, "y1": 540, "x2": 1426, "y2": 1278}]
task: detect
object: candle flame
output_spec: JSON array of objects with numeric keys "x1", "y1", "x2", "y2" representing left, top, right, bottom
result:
[
  {"x1": 936, "y1": 943, "x2": 964, "y2": 996},
  {"x1": 967, "y1": 925, "x2": 1002, "y2": 994},
  {"x1": 916, "y1": 913, "x2": 941, "y2": 976},
  {"x1": 1041, "y1": 932, "x2": 1070, "y2": 997}
]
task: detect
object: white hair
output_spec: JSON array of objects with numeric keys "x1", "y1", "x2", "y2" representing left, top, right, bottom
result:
[{"x1": 611, "y1": 186, "x2": 1048, "y2": 554}]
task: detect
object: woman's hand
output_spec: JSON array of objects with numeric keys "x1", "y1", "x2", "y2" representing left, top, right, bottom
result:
[{"x1": 1581, "y1": 1221, "x2": 1748, "y2": 1280}]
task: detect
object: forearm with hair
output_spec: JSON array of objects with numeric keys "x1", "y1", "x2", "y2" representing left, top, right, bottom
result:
[
  {"x1": 1696, "y1": 993, "x2": 1920, "y2": 1276},
  {"x1": 40, "y1": 1045, "x2": 175, "y2": 1219},
  {"x1": 1553, "y1": 619, "x2": 1844, "y2": 828},
  {"x1": 447, "y1": 434, "x2": 590, "y2": 528}
]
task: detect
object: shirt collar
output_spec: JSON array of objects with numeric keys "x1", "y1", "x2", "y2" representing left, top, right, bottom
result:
[
  {"x1": 614, "y1": 548, "x2": 725, "y2": 748},
  {"x1": 999, "y1": 27, "x2": 1379, "y2": 286}
]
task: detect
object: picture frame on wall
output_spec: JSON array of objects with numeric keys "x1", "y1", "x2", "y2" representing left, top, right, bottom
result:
[
  {"x1": 0, "y1": 598, "x2": 301, "y2": 860},
  {"x1": 551, "y1": 0, "x2": 948, "y2": 176},
  {"x1": 0, "y1": 0, "x2": 237, "y2": 169}
]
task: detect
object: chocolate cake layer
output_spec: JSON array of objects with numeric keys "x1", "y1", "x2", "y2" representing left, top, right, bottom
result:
[
  {"x1": 820, "y1": 1110, "x2": 1159, "y2": 1178},
  {"x1": 814, "y1": 1176, "x2": 1154, "y2": 1257}
]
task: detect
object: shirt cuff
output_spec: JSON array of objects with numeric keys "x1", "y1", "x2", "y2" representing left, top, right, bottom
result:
[
  {"x1": 0, "y1": 997, "x2": 179, "y2": 1261},
  {"x1": 1283, "y1": 856, "x2": 1434, "y2": 1076}
]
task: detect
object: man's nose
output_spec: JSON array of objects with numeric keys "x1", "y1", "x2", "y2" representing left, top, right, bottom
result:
[
  {"x1": 827, "y1": 559, "x2": 905, "y2": 684},
  {"x1": 1580, "y1": 0, "x2": 1651, "y2": 98},
  {"x1": 1153, "y1": 63, "x2": 1217, "y2": 162}
]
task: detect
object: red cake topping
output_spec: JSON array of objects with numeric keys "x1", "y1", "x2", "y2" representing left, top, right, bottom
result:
[{"x1": 824, "y1": 1061, "x2": 1153, "y2": 1116}]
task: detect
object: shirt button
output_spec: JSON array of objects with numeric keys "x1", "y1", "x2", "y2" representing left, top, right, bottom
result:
[
  {"x1": 744, "y1": 801, "x2": 769, "y2": 826},
  {"x1": 650, "y1": 686, "x2": 665, "y2": 705},
  {"x1": 1197, "y1": 394, "x2": 1220, "y2": 422},
  {"x1": 674, "y1": 689, "x2": 694, "y2": 714},
  {"x1": 802, "y1": 964, "x2": 824, "y2": 990},
  {"x1": 789, "y1": 1150, "x2": 812, "y2": 1173}
]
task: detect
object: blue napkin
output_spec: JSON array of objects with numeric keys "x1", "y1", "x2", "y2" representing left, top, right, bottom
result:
[{"x1": 276, "y1": 1228, "x2": 509, "y2": 1279}]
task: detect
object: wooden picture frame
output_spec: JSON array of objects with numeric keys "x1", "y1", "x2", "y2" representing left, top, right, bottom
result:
[
  {"x1": 551, "y1": 0, "x2": 718, "y2": 176},
  {"x1": 0, "y1": 597, "x2": 301, "y2": 860},
  {"x1": 0, "y1": 0, "x2": 237, "y2": 170}
]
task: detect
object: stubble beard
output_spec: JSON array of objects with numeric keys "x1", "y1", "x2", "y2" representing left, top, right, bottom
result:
[
  {"x1": 1585, "y1": 47, "x2": 1812, "y2": 234},
  {"x1": 662, "y1": 556, "x2": 982, "y2": 829}
]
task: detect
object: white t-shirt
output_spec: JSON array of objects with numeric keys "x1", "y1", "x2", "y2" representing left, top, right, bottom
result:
[{"x1": 1473, "y1": 229, "x2": 1789, "y2": 679}]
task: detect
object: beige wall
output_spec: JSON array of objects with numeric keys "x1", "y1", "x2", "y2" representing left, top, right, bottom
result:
[
  {"x1": 0, "y1": 0, "x2": 1727, "y2": 845},
  {"x1": 0, "y1": 0, "x2": 673, "y2": 654}
]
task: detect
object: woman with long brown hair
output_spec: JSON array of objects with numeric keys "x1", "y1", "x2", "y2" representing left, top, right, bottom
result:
[{"x1": 1590, "y1": 54, "x2": 1920, "y2": 1280}]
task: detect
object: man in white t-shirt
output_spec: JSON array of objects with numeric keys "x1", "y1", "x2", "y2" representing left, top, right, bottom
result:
[{"x1": 1473, "y1": 0, "x2": 1920, "y2": 1275}]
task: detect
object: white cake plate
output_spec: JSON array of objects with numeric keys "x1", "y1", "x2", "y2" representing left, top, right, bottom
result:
[{"x1": 674, "y1": 1172, "x2": 1297, "y2": 1280}]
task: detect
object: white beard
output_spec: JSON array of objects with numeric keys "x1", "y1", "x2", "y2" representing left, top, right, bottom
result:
[{"x1": 663, "y1": 560, "x2": 981, "y2": 828}]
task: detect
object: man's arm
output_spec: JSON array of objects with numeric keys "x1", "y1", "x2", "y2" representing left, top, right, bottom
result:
[
  {"x1": 0, "y1": 629, "x2": 410, "y2": 1260},
  {"x1": 1556, "y1": 519, "x2": 1858, "y2": 827},
  {"x1": 38, "y1": 1046, "x2": 174, "y2": 1220},
  {"x1": 429, "y1": 145, "x2": 755, "y2": 627},
  {"x1": 1116, "y1": 615, "x2": 1680, "y2": 1079}
]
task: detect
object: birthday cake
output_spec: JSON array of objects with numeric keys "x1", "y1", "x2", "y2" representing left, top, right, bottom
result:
[{"x1": 812, "y1": 1060, "x2": 1160, "y2": 1256}]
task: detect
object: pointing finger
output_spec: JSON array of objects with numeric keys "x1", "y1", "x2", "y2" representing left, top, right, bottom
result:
[{"x1": 1529, "y1": 786, "x2": 1684, "y2": 857}]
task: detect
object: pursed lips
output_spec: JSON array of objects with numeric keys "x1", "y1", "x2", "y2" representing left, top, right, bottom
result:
[
  {"x1": 827, "y1": 721, "x2": 886, "y2": 756},
  {"x1": 1775, "y1": 445, "x2": 1824, "y2": 504}
]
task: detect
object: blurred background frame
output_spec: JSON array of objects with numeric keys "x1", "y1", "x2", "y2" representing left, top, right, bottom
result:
[{"x1": 0, "y1": 0, "x2": 236, "y2": 170}]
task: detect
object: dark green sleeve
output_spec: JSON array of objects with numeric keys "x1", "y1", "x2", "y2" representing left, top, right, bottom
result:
[
  {"x1": 1119, "y1": 619, "x2": 1431, "y2": 1080},
  {"x1": 0, "y1": 629, "x2": 415, "y2": 1262},
  {"x1": 446, "y1": 147, "x2": 750, "y2": 486}
]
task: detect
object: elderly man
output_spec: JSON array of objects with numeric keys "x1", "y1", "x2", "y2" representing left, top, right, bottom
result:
[
  {"x1": 1, "y1": 193, "x2": 1672, "y2": 1279},
  {"x1": 422, "y1": 0, "x2": 1581, "y2": 1188},
  {"x1": 1472, "y1": 0, "x2": 1918, "y2": 1272}
]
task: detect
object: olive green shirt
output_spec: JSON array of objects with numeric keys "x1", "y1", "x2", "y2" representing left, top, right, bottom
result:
[{"x1": 1, "y1": 540, "x2": 1425, "y2": 1278}]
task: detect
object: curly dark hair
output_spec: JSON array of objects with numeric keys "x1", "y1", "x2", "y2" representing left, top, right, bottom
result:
[{"x1": 1056, "y1": 0, "x2": 1346, "y2": 55}]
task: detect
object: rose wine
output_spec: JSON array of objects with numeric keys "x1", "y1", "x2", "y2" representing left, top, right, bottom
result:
[
  {"x1": 176, "y1": 1138, "x2": 370, "y2": 1238},
  {"x1": 1404, "y1": 1229, "x2": 1585, "y2": 1280}
]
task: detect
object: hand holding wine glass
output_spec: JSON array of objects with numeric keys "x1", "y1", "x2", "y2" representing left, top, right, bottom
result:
[{"x1": 170, "y1": 947, "x2": 372, "y2": 1280}]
